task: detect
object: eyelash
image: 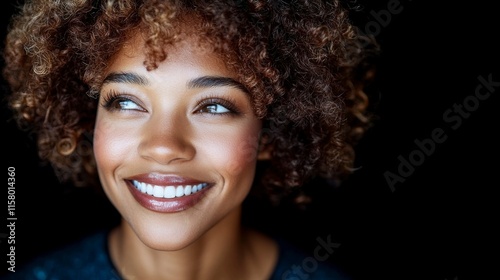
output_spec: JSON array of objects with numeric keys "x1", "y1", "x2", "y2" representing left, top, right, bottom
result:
[
  {"x1": 195, "y1": 95, "x2": 240, "y2": 115},
  {"x1": 100, "y1": 91, "x2": 240, "y2": 115},
  {"x1": 101, "y1": 91, "x2": 141, "y2": 111}
]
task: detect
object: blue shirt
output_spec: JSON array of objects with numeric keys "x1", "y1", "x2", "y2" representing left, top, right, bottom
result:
[{"x1": 1, "y1": 230, "x2": 350, "y2": 280}]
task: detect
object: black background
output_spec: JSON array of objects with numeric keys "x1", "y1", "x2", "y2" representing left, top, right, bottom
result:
[{"x1": 1, "y1": 1, "x2": 498, "y2": 279}]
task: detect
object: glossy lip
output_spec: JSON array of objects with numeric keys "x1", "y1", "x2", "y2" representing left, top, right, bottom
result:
[{"x1": 125, "y1": 173, "x2": 214, "y2": 213}]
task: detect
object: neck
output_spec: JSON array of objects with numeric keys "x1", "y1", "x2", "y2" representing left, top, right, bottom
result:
[{"x1": 109, "y1": 206, "x2": 265, "y2": 280}]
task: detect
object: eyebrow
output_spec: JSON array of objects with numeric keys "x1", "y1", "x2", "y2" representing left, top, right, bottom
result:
[
  {"x1": 187, "y1": 76, "x2": 248, "y2": 93},
  {"x1": 102, "y1": 72, "x2": 248, "y2": 93},
  {"x1": 102, "y1": 72, "x2": 148, "y2": 85}
]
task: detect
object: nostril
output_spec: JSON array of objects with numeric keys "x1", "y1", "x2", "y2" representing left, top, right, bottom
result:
[{"x1": 137, "y1": 133, "x2": 196, "y2": 165}]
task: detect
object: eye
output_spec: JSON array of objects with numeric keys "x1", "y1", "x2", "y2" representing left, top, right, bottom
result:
[
  {"x1": 101, "y1": 92, "x2": 146, "y2": 112},
  {"x1": 113, "y1": 99, "x2": 143, "y2": 111},
  {"x1": 196, "y1": 97, "x2": 239, "y2": 115},
  {"x1": 199, "y1": 104, "x2": 231, "y2": 114}
]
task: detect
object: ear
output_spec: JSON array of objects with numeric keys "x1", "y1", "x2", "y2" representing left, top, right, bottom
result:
[
  {"x1": 257, "y1": 147, "x2": 272, "y2": 160},
  {"x1": 257, "y1": 135, "x2": 273, "y2": 160}
]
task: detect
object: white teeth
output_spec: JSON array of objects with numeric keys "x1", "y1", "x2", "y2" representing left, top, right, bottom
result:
[
  {"x1": 132, "y1": 181, "x2": 208, "y2": 198},
  {"x1": 153, "y1": 186, "x2": 164, "y2": 198},
  {"x1": 175, "y1": 186, "x2": 184, "y2": 197},
  {"x1": 184, "y1": 185, "x2": 192, "y2": 196},
  {"x1": 164, "y1": 186, "x2": 176, "y2": 198}
]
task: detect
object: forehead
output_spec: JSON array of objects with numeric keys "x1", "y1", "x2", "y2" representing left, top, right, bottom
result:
[{"x1": 105, "y1": 31, "x2": 231, "y2": 77}]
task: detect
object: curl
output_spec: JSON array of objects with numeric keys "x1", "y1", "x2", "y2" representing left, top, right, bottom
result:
[{"x1": 3, "y1": 0, "x2": 379, "y2": 206}]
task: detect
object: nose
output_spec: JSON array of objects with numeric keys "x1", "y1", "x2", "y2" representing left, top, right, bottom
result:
[{"x1": 137, "y1": 111, "x2": 195, "y2": 165}]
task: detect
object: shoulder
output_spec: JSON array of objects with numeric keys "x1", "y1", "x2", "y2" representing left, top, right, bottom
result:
[
  {"x1": 1, "y1": 230, "x2": 121, "y2": 280},
  {"x1": 269, "y1": 237, "x2": 351, "y2": 280}
]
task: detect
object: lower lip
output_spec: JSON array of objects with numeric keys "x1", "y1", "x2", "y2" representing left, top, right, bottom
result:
[{"x1": 126, "y1": 181, "x2": 212, "y2": 213}]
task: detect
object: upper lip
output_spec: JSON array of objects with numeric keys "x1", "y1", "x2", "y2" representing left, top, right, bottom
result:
[{"x1": 126, "y1": 173, "x2": 210, "y2": 186}]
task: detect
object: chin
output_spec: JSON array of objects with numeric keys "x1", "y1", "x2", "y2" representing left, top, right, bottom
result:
[{"x1": 132, "y1": 223, "x2": 203, "y2": 251}]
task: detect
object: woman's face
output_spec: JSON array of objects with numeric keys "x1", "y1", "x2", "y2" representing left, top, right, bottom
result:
[{"x1": 93, "y1": 33, "x2": 262, "y2": 250}]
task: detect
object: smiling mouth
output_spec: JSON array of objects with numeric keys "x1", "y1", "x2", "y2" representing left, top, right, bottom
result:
[{"x1": 130, "y1": 180, "x2": 209, "y2": 198}]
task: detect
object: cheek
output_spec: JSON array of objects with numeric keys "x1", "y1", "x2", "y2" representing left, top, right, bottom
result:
[
  {"x1": 226, "y1": 133, "x2": 260, "y2": 176},
  {"x1": 93, "y1": 114, "x2": 135, "y2": 173},
  {"x1": 202, "y1": 122, "x2": 261, "y2": 179}
]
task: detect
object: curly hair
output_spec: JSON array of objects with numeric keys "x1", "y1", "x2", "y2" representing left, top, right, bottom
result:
[{"x1": 3, "y1": 0, "x2": 377, "y2": 206}]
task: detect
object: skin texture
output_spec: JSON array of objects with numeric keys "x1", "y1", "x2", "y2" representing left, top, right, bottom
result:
[
  {"x1": 2, "y1": 1, "x2": 377, "y2": 278},
  {"x1": 94, "y1": 32, "x2": 277, "y2": 279},
  {"x1": 3, "y1": 0, "x2": 376, "y2": 206}
]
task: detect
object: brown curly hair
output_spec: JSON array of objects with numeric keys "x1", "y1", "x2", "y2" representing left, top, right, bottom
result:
[{"x1": 2, "y1": 0, "x2": 377, "y2": 206}]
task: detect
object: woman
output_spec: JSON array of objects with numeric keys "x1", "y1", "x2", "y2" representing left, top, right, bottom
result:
[{"x1": 2, "y1": 0, "x2": 376, "y2": 279}]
